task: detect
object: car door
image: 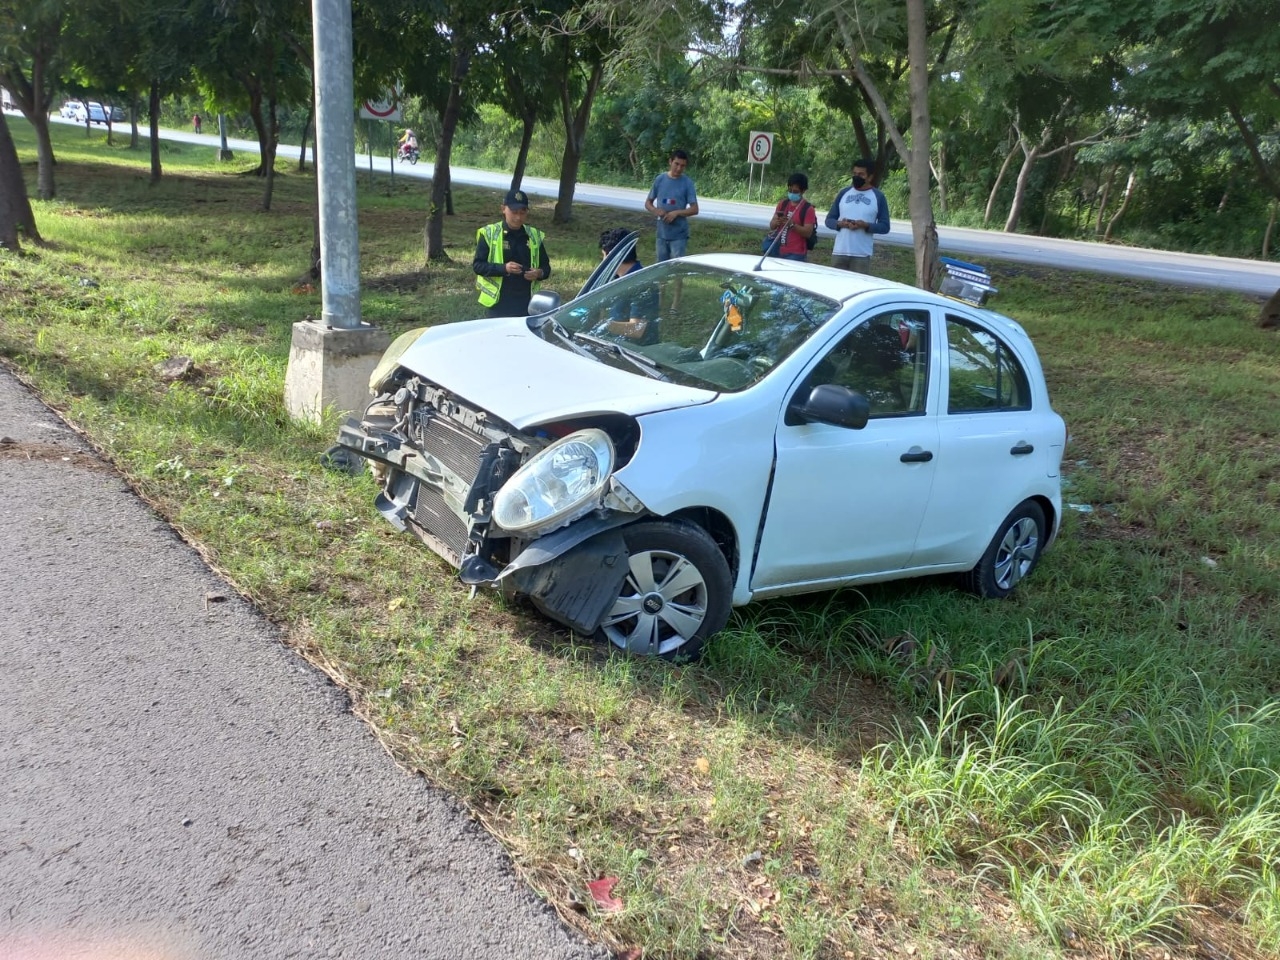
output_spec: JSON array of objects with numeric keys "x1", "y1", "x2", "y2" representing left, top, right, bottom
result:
[
  {"x1": 908, "y1": 310, "x2": 1053, "y2": 567},
  {"x1": 576, "y1": 231, "x2": 639, "y2": 298},
  {"x1": 751, "y1": 307, "x2": 939, "y2": 592}
]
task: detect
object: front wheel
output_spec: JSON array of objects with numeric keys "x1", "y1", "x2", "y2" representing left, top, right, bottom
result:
[
  {"x1": 961, "y1": 500, "x2": 1047, "y2": 599},
  {"x1": 408, "y1": 150, "x2": 419, "y2": 165},
  {"x1": 594, "y1": 520, "x2": 732, "y2": 661}
]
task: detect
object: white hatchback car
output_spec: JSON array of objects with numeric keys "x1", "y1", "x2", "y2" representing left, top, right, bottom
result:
[{"x1": 336, "y1": 244, "x2": 1066, "y2": 660}]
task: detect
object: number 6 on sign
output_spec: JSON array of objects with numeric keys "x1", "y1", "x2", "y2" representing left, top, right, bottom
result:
[{"x1": 747, "y1": 131, "x2": 774, "y2": 164}]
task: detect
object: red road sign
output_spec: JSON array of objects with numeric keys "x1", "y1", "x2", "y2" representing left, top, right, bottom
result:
[{"x1": 748, "y1": 131, "x2": 774, "y2": 164}]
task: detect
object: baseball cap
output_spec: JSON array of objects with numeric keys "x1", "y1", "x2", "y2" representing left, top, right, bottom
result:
[{"x1": 504, "y1": 189, "x2": 530, "y2": 210}]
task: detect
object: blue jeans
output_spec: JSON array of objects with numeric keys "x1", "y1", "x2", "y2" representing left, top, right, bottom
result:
[
  {"x1": 780, "y1": 253, "x2": 807, "y2": 262},
  {"x1": 655, "y1": 235, "x2": 688, "y2": 262}
]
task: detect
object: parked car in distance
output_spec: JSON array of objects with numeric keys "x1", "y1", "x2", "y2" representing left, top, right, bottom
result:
[
  {"x1": 67, "y1": 101, "x2": 118, "y2": 124},
  {"x1": 335, "y1": 246, "x2": 1067, "y2": 661}
]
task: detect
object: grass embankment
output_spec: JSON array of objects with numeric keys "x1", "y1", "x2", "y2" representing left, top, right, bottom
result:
[{"x1": 3, "y1": 121, "x2": 1279, "y2": 960}]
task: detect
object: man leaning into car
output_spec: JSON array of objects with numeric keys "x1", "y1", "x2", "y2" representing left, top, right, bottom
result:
[{"x1": 473, "y1": 189, "x2": 552, "y2": 318}]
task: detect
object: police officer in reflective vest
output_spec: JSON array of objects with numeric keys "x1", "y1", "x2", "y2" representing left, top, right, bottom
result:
[{"x1": 472, "y1": 189, "x2": 552, "y2": 318}]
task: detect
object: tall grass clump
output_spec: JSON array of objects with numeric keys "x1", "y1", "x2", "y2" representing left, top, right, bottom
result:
[{"x1": 860, "y1": 637, "x2": 1280, "y2": 949}]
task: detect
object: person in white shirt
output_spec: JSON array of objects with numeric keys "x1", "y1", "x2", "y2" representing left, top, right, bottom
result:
[{"x1": 825, "y1": 158, "x2": 890, "y2": 274}]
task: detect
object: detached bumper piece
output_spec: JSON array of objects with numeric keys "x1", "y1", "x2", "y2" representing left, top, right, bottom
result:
[{"x1": 506, "y1": 529, "x2": 630, "y2": 636}]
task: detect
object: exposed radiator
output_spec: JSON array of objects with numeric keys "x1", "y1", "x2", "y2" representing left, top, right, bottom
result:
[
  {"x1": 417, "y1": 411, "x2": 486, "y2": 482},
  {"x1": 412, "y1": 484, "x2": 471, "y2": 564}
]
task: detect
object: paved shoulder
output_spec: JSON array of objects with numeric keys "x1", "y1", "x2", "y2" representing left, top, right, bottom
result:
[{"x1": 0, "y1": 368, "x2": 608, "y2": 960}]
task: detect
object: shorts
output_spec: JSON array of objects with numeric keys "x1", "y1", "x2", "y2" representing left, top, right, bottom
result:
[{"x1": 655, "y1": 236, "x2": 688, "y2": 262}]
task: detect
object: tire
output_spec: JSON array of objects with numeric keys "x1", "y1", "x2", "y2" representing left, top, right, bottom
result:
[
  {"x1": 594, "y1": 520, "x2": 732, "y2": 661},
  {"x1": 961, "y1": 500, "x2": 1047, "y2": 599}
]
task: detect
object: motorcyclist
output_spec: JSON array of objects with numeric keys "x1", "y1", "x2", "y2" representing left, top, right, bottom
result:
[{"x1": 397, "y1": 128, "x2": 418, "y2": 159}]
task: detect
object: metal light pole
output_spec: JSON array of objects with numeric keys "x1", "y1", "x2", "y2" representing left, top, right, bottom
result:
[
  {"x1": 310, "y1": 0, "x2": 360, "y2": 329},
  {"x1": 283, "y1": 0, "x2": 389, "y2": 424}
]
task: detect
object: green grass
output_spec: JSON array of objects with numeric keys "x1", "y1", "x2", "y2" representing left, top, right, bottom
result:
[{"x1": 3, "y1": 118, "x2": 1279, "y2": 960}]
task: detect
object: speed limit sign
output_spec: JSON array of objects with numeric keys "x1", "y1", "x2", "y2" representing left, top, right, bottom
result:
[{"x1": 747, "y1": 131, "x2": 774, "y2": 164}]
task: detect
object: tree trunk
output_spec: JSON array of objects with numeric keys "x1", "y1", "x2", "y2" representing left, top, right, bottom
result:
[
  {"x1": 28, "y1": 113, "x2": 56, "y2": 201},
  {"x1": 298, "y1": 102, "x2": 313, "y2": 171},
  {"x1": 983, "y1": 137, "x2": 1019, "y2": 227},
  {"x1": 1227, "y1": 101, "x2": 1280, "y2": 204},
  {"x1": 1263, "y1": 202, "x2": 1276, "y2": 260},
  {"x1": 426, "y1": 43, "x2": 471, "y2": 261},
  {"x1": 1004, "y1": 138, "x2": 1040, "y2": 233},
  {"x1": 931, "y1": 141, "x2": 947, "y2": 218},
  {"x1": 851, "y1": 112, "x2": 872, "y2": 164},
  {"x1": 836, "y1": 8, "x2": 932, "y2": 287},
  {"x1": 310, "y1": 169, "x2": 322, "y2": 282},
  {"x1": 261, "y1": 96, "x2": 278, "y2": 211},
  {"x1": 148, "y1": 81, "x2": 162, "y2": 184},
  {"x1": 244, "y1": 86, "x2": 268, "y2": 176},
  {"x1": 130, "y1": 93, "x2": 141, "y2": 149},
  {"x1": 1104, "y1": 168, "x2": 1137, "y2": 242},
  {"x1": 905, "y1": 0, "x2": 938, "y2": 290},
  {"x1": 1094, "y1": 164, "x2": 1117, "y2": 236},
  {"x1": 0, "y1": 108, "x2": 41, "y2": 249},
  {"x1": 553, "y1": 56, "x2": 605, "y2": 225},
  {"x1": 511, "y1": 111, "x2": 536, "y2": 193}
]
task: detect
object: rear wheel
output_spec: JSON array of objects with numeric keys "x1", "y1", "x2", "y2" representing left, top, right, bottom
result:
[
  {"x1": 594, "y1": 520, "x2": 732, "y2": 661},
  {"x1": 961, "y1": 500, "x2": 1047, "y2": 599}
]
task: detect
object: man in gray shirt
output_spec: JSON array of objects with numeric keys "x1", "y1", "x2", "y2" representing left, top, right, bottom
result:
[{"x1": 645, "y1": 149, "x2": 699, "y2": 262}]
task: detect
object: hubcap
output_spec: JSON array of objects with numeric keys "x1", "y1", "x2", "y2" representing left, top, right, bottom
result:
[
  {"x1": 599, "y1": 549, "x2": 709, "y2": 656},
  {"x1": 993, "y1": 517, "x2": 1040, "y2": 591}
]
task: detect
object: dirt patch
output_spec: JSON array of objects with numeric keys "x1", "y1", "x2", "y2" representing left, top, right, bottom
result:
[{"x1": 0, "y1": 437, "x2": 112, "y2": 473}]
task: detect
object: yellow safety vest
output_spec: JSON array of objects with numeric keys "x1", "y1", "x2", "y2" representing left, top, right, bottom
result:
[{"x1": 475, "y1": 223, "x2": 544, "y2": 307}]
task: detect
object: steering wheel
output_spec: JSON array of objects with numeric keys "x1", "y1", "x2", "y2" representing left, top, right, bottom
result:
[{"x1": 746, "y1": 354, "x2": 773, "y2": 377}]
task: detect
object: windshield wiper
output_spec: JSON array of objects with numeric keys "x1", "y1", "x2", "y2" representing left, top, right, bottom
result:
[
  {"x1": 539, "y1": 316, "x2": 595, "y2": 359},
  {"x1": 573, "y1": 332, "x2": 670, "y2": 380}
]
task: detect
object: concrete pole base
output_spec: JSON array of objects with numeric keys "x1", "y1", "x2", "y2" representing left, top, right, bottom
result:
[
  {"x1": 283, "y1": 320, "x2": 391, "y2": 425},
  {"x1": 217, "y1": 149, "x2": 234, "y2": 161}
]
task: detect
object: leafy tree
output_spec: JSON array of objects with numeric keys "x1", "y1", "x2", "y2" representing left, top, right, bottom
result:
[
  {"x1": 487, "y1": 9, "x2": 558, "y2": 193},
  {"x1": 1123, "y1": 0, "x2": 1280, "y2": 208},
  {"x1": 197, "y1": 0, "x2": 313, "y2": 209},
  {"x1": 0, "y1": 0, "x2": 66, "y2": 200}
]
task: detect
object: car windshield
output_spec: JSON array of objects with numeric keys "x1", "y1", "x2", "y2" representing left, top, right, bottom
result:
[{"x1": 546, "y1": 262, "x2": 840, "y2": 392}]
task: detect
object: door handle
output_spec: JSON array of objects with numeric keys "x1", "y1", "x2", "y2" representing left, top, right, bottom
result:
[
  {"x1": 1010, "y1": 442, "x2": 1034, "y2": 455},
  {"x1": 900, "y1": 448, "x2": 934, "y2": 463}
]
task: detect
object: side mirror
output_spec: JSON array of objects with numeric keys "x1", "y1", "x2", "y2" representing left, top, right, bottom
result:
[
  {"x1": 527, "y1": 291, "x2": 562, "y2": 317},
  {"x1": 791, "y1": 383, "x2": 870, "y2": 430}
]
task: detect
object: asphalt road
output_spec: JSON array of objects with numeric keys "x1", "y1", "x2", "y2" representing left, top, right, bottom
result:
[
  {"x1": 0, "y1": 365, "x2": 609, "y2": 960},
  {"x1": 44, "y1": 115, "x2": 1278, "y2": 297}
]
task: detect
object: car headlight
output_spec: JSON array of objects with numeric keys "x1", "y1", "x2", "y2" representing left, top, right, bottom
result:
[
  {"x1": 492, "y1": 429, "x2": 615, "y2": 536},
  {"x1": 369, "y1": 327, "x2": 426, "y2": 394}
]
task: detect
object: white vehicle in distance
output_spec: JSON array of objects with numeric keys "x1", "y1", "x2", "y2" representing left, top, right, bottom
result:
[
  {"x1": 68, "y1": 101, "x2": 120, "y2": 124},
  {"x1": 335, "y1": 241, "x2": 1067, "y2": 661}
]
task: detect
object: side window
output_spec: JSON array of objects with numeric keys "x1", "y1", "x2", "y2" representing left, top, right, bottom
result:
[
  {"x1": 803, "y1": 309, "x2": 930, "y2": 417},
  {"x1": 945, "y1": 315, "x2": 1031, "y2": 413}
]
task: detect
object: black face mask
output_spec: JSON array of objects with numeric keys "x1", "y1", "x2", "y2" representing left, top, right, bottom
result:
[{"x1": 851, "y1": 175, "x2": 867, "y2": 189}]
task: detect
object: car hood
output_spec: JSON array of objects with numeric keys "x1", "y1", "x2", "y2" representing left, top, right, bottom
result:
[{"x1": 396, "y1": 316, "x2": 715, "y2": 429}]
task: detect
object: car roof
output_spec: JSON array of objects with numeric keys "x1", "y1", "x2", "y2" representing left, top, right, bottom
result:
[
  {"x1": 676, "y1": 252, "x2": 1027, "y2": 334},
  {"x1": 678, "y1": 253, "x2": 904, "y2": 303}
]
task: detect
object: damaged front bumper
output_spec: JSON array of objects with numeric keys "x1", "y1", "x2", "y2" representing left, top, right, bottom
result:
[{"x1": 335, "y1": 396, "x2": 647, "y2": 636}]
